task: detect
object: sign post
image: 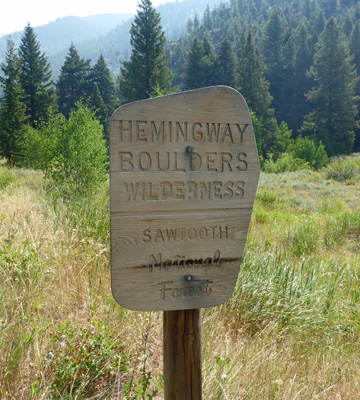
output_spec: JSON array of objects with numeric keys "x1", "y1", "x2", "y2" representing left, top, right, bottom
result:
[
  {"x1": 110, "y1": 86, "x2": 260, "y2": 398},
  {"x1": 163, "y1": 309, "x2": 202, "y2": 399}
]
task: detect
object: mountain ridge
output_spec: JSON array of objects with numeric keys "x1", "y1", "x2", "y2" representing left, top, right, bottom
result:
[{"x1": 0, "y1": 0, "x2": 223, "y2": 78}]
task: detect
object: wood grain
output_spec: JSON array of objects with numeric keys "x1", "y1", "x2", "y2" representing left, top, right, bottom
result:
[
  {"x1": 110, "y1": 86, "x2": 260, "y2": 311},
  {"x1": 163, "y1": 309, "x2": 202, "y2": 400}
]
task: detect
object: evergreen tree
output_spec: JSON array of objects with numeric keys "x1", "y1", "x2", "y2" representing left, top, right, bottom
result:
[
  {"x1": 262, "y1": 8, "x2": 285, "y2": 121},
  {"x1": 278, "y1": 31, "x2": 296, "y2": 128},
  {"x1": 301, "y1": 18, "x2": 358, "y2": 156},
  {"x1": 350, "y1": 22, "x2": 360, "y2": 69},
  {"x1": 349, "y1": 21, "x2": 360, "y2": 150},
  {"x1": 89, "y1": 85, "x2": 110, "y2": 141},
  {"x1": 183, "y1": 37, "x2": 216, "y2": 89},
  {"x1": 203, "y1": 5, "x2": 214, "y2": 30},
  {"x1": 237, "y1": 31, "x2": 272, "y2": 120},
  {"x1": 194, "y1": 14, "x2": 200, "y2": 31},
  {"x1": 19, "y1": 24, "x2": 57, "y2": 127},
  {"x1": 0, "y1": 40, "x2": 27, "y2": 165},
  {"x1": 89, "y1": 54, "x2": 118, "y2": 136},
  {"x1": 311, "y1": 11, "x2": 326, "y2": 35},
  {"x1": 342, "y1": 13, "x2": 353, "y2": 37},
  {"x1": 201, "y1": 35, "x2": 216, "y2": 86},
  {"x1": 184, "y1": 38, "x2": 205, "y2": 89},
  {"x1": 293, "y1": 27, "x2": 314, "y2": 132},
  {"x1": 90, "y1": 55, "x2": 118, "y2": 112},
  {"x1": 56, "y1": 44, "x2": 91, "y2": 117},
  {"x1": 237, "y1": 32, "x2": 278, "y2": 161},
  {"x1": 215, "y1": 38, "x2": 236, "y2": 87},
  {"x1": 119, "y1": 0, "x2": 174, "y2": 102},
  {"x1": 186, "y1": 18, "x2": 194, "y2": 34}
]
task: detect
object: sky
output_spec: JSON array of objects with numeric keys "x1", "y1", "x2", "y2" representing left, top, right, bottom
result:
[{"x1": 0, "y1": 0, "x2": 176, "y2": 37}]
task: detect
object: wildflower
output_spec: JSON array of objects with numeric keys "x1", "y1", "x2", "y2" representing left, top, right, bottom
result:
[
  {"x1": 221, "y1": 374, "x2": 227, "y2": 380},
  {"x1": 60, "y1": 342, "x2": 66, "y2": 348}
]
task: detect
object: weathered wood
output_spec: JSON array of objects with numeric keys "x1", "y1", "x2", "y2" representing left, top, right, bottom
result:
[
  {"x1": 110, "y1": 86, "x2": 260, "y2": 311},
  {"x1": 163, "y1": 309, "x2": 202, "y2": 400}
]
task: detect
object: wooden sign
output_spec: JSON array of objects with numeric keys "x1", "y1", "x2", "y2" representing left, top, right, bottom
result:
[{"x1": 110, "y1": 86, "x2": 260, "y2": 311}]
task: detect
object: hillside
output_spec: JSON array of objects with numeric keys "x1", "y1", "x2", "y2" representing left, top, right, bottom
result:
[
  {"x1": 0, "y1": 13, "x2": 132, "y2": 59},
  {"x1": 0, "y1": 154, "x2": 359, "y2": 398},
  {"x1": 0, "y1": 0, "x2": 224, "y2": 76}
]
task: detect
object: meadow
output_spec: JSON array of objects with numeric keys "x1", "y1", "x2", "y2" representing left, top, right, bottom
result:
[{"x1": 0, "y1": 154, "x2": 359, "y2": 399}]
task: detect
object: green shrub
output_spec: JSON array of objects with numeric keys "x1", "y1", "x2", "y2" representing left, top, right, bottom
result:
[
  {"x1": 325, "y1": 155, "x2": 360, "y2": 182},
  {"x1": 288, "y1": 135, "x2": 328, "y2": 169},
  {"x1": 263, "y1": 153, "x2": 310, "y2": 173},
  {"x1": 256, "y1": 189, "x2": 279, "y2": 206},
  {"x1": 261, "y1": 134, "x2": 328, "y2": 173},
  {"x1": 24, "y1": 103, "x2": 108, "y2": 199}
]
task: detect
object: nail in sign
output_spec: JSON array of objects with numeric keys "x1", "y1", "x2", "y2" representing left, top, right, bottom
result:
[{"x1": 110, "y1": 86, "x2": 260, "y2": 311}]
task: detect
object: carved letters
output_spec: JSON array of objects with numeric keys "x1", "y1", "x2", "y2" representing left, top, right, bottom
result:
[
  {"x1": 110, "y1": 87, "x2": 260, "y2": 310},
  {"x1": 122, "y1": 181, "x2": 244, "y2": 202},
  {"x1": 158, "y1": 280, "x2": 212, "y2": 300},
  {"x1": 118, "y1": 120, "x2": 248, "y2": 144},
  {"x1": 119, "y1": 150, "x2": 248, "y2": 172},
  {"x1": 143, "y1": 226, "x2": 228, "y2": 243}
]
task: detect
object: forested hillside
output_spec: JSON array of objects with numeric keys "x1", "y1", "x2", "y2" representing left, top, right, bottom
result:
[
  {"x1": 168, "y1": 0, "x2": 360, "y2": 157},
  {"x1": 0, "y1": 0, "x2": 359, "y2": 169},
  {"x1": 0, "y1": 0, "x2": 223, "y2": 76},
  {"x1": 0, "y1": 14, "x2": 132, "y2": 60}
]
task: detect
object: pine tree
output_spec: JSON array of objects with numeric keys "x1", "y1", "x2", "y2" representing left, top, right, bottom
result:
[
  {"x1": 262, "y1": 8, "x2": 285, "y2": 121},
  {"x1": 342, "y1": 13, "x2": 353, "y2": 37},
  {"x1": 237, "y1": 32, "x2": 278, "y2": 161},
  {"x1": 119, "y1": 0, "x2": 174, "y2": 102},
  {"x1": 19, "y1": 24, "x2": 57, "y2": 127},
  {"x1": 203, "y1": 5, "x2": 214, "y2": 30},
  {"x1": 349, "y1": 21, "x2": 360, "y2": 150},
  {"x1": 237, "y1": 31, "x2": 272, "y2": 120},
  {"x1": 201, "y1": 35, "x2": 216, "y2": 86},
  {"x1": 89, "y1": 85, "x2": 109, "y2": 141},
  {"x1": 278, "y1": 31, "x2": 296, "y2": 128},
  {"x1": 184, "y1": 38, "x2": 205, "y2": 89},
  {"x1": 56, "y1": 44, "x2": 91, "y2": 117},
  {"x1": 301, "y1": 18, "x2": 358, "y2": 156},
  {"x1": 215, "y1": 38, "x2": 236, "y2": 87},
  {"x1": 312, "y1": 11, "x2": 326, "y2": 35},
  {"x1": 89, "y1": 54, "x2": 118, "y2": 136},
  {"x1": 183, "y1": 37, "x2": 216, "y2": 89},
  {"x1": 0, "y1": 40, "x2": 28, "y2": 165},
  {"x1": 90, "y1": 55, "x2": 118, "y2": 112},
  {"x1": 293, "y1": 27, "x2": 314, "y2": 133},
  {"x1": 350, "y1": 22, "x2": 360, "y2": 69}
]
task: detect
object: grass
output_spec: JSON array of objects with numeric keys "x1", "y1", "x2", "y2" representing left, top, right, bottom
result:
[{"x1": 0, "y1": 153, "x2": 359, "y2": 399}]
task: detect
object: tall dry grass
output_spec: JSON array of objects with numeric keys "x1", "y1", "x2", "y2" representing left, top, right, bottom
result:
[{"x1": 0, "y1": 154, "x2": 359, "y2": 399}]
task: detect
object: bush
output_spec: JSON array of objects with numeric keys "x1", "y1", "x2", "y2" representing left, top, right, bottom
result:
[
  {"x1": 325, "y1": 155, "x2": 360, "y2": 182},
  {"x1": 24, "y1": 103, "x2": 108, "y2": 199},
  {"x1": 288, "y1": 136, "x2": 328, "y2": 170},
  {"x1": 263, "y1": 153, "x2": 310, "y2": 173}
]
